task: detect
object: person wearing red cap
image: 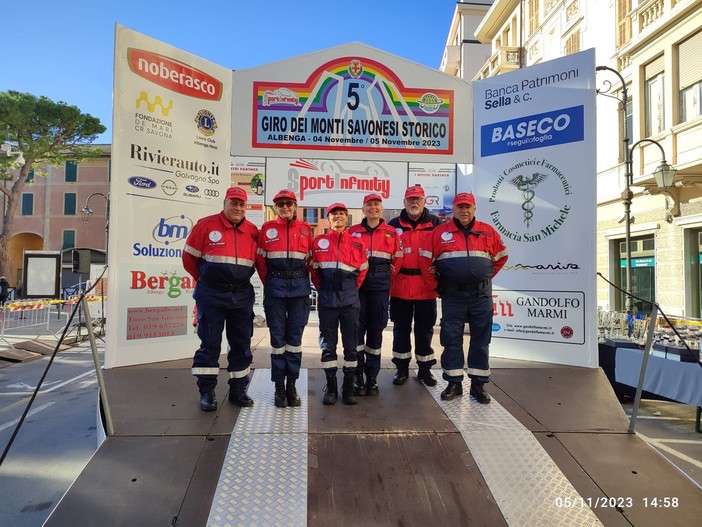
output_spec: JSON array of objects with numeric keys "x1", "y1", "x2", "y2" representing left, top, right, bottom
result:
[
  {"x1": 388, "y1": 184, "x2": 441, "y2": 387},
  {"x1": 431, "y1": 192, "x2": 508, "y2": 404},
  {"x1": 256, "y1": 189, "x2": 312, "y2": 408},
  {"x1": 182, "y1": 186, "x2": 259, "y2": 411},
  {"x1": 311, "y1": 202, "x2": 368, "y2": 405},
  {"x1": 348, "y1": 193, "x2": 402, "y2": 396}
]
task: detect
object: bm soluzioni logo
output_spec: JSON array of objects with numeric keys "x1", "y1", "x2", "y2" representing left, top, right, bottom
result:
[{"x1": 133, "y1": 215, "x2": 193, "y2": 258}]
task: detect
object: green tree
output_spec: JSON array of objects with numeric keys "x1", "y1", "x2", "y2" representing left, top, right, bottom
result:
[{"x1": 0, "y1": 90, "x2": 106, "y2": 278}]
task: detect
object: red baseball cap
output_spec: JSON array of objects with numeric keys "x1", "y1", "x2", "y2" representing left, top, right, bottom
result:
[
  {"x1": 326, "y1": 202, "x2": 348, "y2": 216},
  {"x1": 363, "y1": 193, "x2": 383, "y2": 204},
  {"x1": 225, "y1": 186, "x2": 248, "y2": 202},
  {"x1": 454, "y1": 192, "x2": 476, "y2": 206},
  {"x1": 404, "y1": 185, "x2": 425, "y2": 199},
  {"x1": 273, "y1": 189, "x2": 297, "y2": 202}
]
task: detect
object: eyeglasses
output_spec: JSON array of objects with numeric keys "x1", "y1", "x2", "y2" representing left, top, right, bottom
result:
[{"x1": 276, "y1": 201, "x2": 295, "y2": 208}]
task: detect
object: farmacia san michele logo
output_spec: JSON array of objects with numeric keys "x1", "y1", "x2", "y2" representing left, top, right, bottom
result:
[{"x1": 488, "y1": 156, "x2": 573, "y2": 245}]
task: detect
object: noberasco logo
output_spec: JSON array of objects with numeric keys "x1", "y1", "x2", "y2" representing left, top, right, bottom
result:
[{"x1": 127, "y1": 48, "x2": 223, "y2": 101}]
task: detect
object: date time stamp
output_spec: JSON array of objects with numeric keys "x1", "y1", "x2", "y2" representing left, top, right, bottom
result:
[{"x1": 555, "y1": 496, "x2": 679, "y2": 509}]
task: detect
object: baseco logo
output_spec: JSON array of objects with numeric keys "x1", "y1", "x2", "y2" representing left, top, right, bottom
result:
[
  {"x1": 204, "y1": 189, "x2": 220, "y2": 197},
  {"x1": 488, "y1": 157, "x2": 573, "y2": 244},
  {"x1": 128, "y1": 48, "x2": 223, "y2": 101}
]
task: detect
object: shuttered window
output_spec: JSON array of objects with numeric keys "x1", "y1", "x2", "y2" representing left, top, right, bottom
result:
[
  {"x1": 616, "y1": 0, "x2": 632, "y2": 49},
  {"x1": 645, "y1": 56, "x2": 665, "y2": 136},
  {"x1": 529, "y1": 0, "x2": 540, "y2": 35},
  {"x1": 679, "y1": 30, "x2": 702, "y2": 123}
]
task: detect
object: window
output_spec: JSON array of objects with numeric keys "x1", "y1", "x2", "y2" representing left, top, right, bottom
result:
[
  {"x1": 616, "y1": 0, "x2": 632, "y2": 49},
  {"x1": 26, "y1": 169, "x2": 35, "y2": 184},
  {"x1": 645, "y1": 56, "x2": 665, "y2": 136},
  {"x1": 302, "y1": 208, "x2": 319, "y2": 224},
  {"x1": 65, "y1": 161, "x2": 77, "y2": 182},
  {"x1": 678, "y1": 30, "x2": 702, "y2": 123},
  {"x1": 64, "y1": 193, "x2": 77, "y2": 215},
  {"x1": 21, "y1": 193, "x2": 33, "y2": 215},
  {"x1": 62, "y1": 230, "x2": 76, "y2": 251},
  {"x1": 617, "y1": 234, "x2": 655, "y2": 314},
  {"x1": 528, "y1": 0, "x2": 540, "y2": 35},
  {"x1": 619, "y1": 91, "x2": 633, "y2": 163},
  {"x1": 564, "y1": 29, "x2": 581, "y2": 56}
]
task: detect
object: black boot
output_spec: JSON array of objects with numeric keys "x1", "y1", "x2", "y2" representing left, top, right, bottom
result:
[
  {"x1": 353, "y1": 370, "x2": 366, "y2": 396},
  {"x1": 323, "y1": 372, "x2": 338, "y2": 405},
  {"x1": 342, "y1": 372, "x2": 358, "y2": 405},
  {"x1": 417, "y1": 368, "x2": 437, "y2": 387},
  {"x1": 286, "y1": 378, "x2": 301, "y2": 407},
  {"x1": 199, "y1": 390, "x2": 217, "y2": 412},
  {"x1": 393, "y1": 367, "x2": 409, "y2": 385},
  {"x1": 229, "y1": 382, "x2": 254, "y2": 407},
  {"x1": 274, "y1": 380, "x2": 287, "y2": 408},
  {"x1": 440, "y1": 381, "x2": 463, "y2": 401},
  {"x1": 470, "y1": 381, "x2": 491, "y2": 404},
  {"x1": 365, "y1": 376, "x2": 379, "y2": 396}
]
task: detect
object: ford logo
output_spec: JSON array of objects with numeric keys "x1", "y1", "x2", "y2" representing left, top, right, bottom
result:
[
  {"x1": 185, "y1": 185, "x2": 199, "y2": 193},
  {"x1": 128, "y1": 176, "x2": 157, "y2": 189}
]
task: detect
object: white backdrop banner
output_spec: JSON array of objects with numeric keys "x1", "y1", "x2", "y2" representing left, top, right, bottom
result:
[
  {"x1": 473, "y1": 49, "x2": 598, "y2": 368},
  {"x1": 107, "y1": 25, "x2": 232, "y2": 367}
]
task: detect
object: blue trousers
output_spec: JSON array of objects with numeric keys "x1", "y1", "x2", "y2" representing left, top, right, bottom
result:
[
  {"x1": 264, "y1": 295, "x2": 310, "y2": 382},
  {"x1": 319, "y1": 302, "x2": 359, "y2": 374},
  {"x1": 192, "y1": 286, "x2": 254, "y2": 393},
  {"x1": 357, "y1": 288, "x2": 389, "y2": 378},
  {"x1": 390, "y1": 297, "x2": 437, "y2": 369},
  {"x1": 440, "y1": 292, "x2": 493, "y2": 384}
]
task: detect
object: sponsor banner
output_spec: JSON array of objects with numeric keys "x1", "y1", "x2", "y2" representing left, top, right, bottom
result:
[
  {"x1": 231, "y1": 156, "x2": 266, "y2": 228},
  {"x1": 108, "y1": 25, "x2": 232, "y2": 367},
  {"x1": 266, "y1": 157, "x2": 406, "y2": 209},
  {"x1": 492, "y1": 290, "x2": 585, "y2": 345},
  {"x1": 408, "y1": 163, "x2": 456, "y2": 219},
  {"x1": 232, "y1": 43, "x2": 472, "y2": 163},
  {"x1": 473, "y1": 49, "x2": 597, "y2": 367}
]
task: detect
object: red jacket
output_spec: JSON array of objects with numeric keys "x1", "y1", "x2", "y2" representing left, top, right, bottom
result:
[
  {"x1": 432, "y1": 218, "x2": 508, "y2": 294},
  {"x1": 388, "y1": 209, "x2": 440, "y2": 300},
  {"x1": 310, "y1": 229, "x2": 368, "y2": 308},
  {"x1": 348, "y1": 219, "x2": 403, "y2": 291},
  {"x1": 256, "y1": 216, "x2": 312, "y2": 298},
  {"x1": 182, "y1": 211, "x2": 258, "y2": 286}
]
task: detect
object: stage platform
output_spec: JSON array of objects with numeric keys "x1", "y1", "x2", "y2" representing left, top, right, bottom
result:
[{"x1": 44, "y1": 321, "x2": 702, "y2": 526}]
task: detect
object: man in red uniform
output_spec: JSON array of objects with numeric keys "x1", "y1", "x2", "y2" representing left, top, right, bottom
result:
[
  {"x1": 256, "y1": 189, "x2": 312, "y2": 408},
  {"x1": 388, "y1": 185, "x2": 441, "y2": 387},
  {"x1": 348, "y1": 193, "x2": 402, "y2": 396},
  {"x1": 311, "y1": 203, "x2": 368, "y2": 405},
  {"x1": 182, "y1": 186, "x2": 259, "y2": 411},
  {"x1": 431, "y1": 192, "x2": 508, "y2": 403}
]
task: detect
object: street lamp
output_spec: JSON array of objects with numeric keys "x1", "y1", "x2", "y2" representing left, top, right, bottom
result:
[
  {"x1": 0, "y1": 142, "x2": 25, "y2": 166},
  {"x1": 596, "y1": 66, "x2": 677, "y2": 317},
  {"x1": 81, "y1": 192, "x2": 109, "y2": 262}
]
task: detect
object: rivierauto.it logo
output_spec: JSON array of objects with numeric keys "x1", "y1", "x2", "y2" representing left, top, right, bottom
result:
[{"x1": 127, "y1": 48, "x2": 223, "y2": 101}]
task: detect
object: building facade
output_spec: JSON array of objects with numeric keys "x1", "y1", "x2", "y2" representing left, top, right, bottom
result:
[{"x1": 444, "y1": 0, "x2": 702, "y2": 318}]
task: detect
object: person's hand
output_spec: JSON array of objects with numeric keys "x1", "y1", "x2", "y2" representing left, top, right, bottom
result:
[
  {"x1": 429, "y1": 264, "x2": 437, "y2": 276},
  {"x1": 390, "y1": 264, "x2": 395, "y2": 273}
]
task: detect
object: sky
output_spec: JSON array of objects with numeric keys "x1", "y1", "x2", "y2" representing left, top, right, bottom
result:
[{"x1": 1, "y1": 0, "x2": 460, "y2": 143}]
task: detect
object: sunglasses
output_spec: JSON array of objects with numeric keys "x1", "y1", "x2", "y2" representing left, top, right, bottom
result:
[{"x1": 276, "y1": 201, "x2": 295, "y2": 208}]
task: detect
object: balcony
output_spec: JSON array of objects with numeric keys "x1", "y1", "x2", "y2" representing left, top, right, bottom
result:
[
  {"x1": 477, "y1": 46, "x2": 521, "y2": 79},
  {"x1": 441, "y1": 45, "x2": 461, "y2": 75}
]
